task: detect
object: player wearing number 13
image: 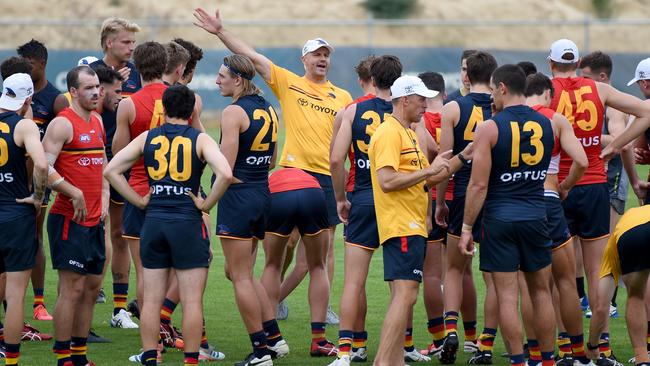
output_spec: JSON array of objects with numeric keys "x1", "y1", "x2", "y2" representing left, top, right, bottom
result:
[
  {"x1": 459, "y1": 65, "x2": 555, "y2": 366},
  {"x1": 104, "y1": 85, "x2": 232, "y2": 366}
]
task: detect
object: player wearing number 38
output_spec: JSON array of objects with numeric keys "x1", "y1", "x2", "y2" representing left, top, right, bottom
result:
[{"x1": 104, "y1": 84, "x2": 232, "y2": 365}]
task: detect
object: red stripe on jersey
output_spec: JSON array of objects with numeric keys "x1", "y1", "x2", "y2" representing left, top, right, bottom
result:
[
  {"x1": 50, "y1": 108, "x2": 105, "y2": 227},
  {"x1": 345, "y1": 93, "x2": 376, "y2": 192},
  {"x1": 129, "y1": 83, "x2": 168, "y2": 196},
  {"x1": 550, "y1": 77, "x2": 606, "y2": 185},
  {"x1": 423, "y1": 111, "x2": 454, "y2": 201},
  {"x1": 269, "y1": 168, "x2": 321, "y2": 194}
]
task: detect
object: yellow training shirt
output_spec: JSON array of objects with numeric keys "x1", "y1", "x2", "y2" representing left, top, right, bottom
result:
[
  {"x1": 369, "y1": 115, "x2": 429, "y2": 244},
  {"x1": 267, "y1": 63, "x2": 352, "y2": 175},
  {"x1": 600, "y1": 204, "x2": 650, "y2": 283}
]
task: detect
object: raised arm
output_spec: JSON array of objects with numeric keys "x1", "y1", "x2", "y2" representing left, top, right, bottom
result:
[{"x1": 193, "y1": 7, "x2": 272, "y2": 81}]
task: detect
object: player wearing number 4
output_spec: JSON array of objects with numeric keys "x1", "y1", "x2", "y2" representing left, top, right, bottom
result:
[
  {"x1": 548, "y1": 39, "x2": 650, "y2": 366},
  {"x1": 105, "y1": 84, "x2": 232, "y2": 366}
]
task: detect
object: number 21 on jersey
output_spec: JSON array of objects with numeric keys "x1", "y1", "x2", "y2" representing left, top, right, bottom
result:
[{"x1": 251, "y1": 106, "x2": 279, "y2": 152}]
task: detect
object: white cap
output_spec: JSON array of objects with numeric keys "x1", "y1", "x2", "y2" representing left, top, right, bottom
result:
[
  {"x1": 78, "y1": 56, "x2": 99, "y2": 66},
  {"x1": 627, "y1": 58, "x2": 650, "y2": 86},
  {"x1": 0, "y1": 73, "x2": 34, "y2": 111},
  {"x1": 391, "y1": 75, "x2": 439, "y2": 99},
  {"x1": 548, "y1": 39, "x2": 580, "y2": 64},
  {"x1": 301, "y1": 38, "x2": 334, "y2": 57}
]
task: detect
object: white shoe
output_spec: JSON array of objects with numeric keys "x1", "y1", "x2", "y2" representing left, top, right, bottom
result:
[
  {"x1": 326, "y1": 306, "x2": 340, "y2": 325},
  {"x1": 276, "y1": 300, "x2": 288, "y2": 320},
  {"x1": 350, "y1": 347, "x2": 368, "y2": 362},
  {"x1": 234, "y1": 353, "x2": 273, "y2": 366},
  {"x1": 111, "y1": 309, "x2": 139, "y2": 329},
  {"x1": 328, "y1": 355, "x2": 351, "y2": 366},
  {"x1": 268, "y1": 339, "x2": 290, "y2": 358},
  {"x1": 199, "y1": 345, "x2": 226, "y2": 361},
  {"x1": 404, "y1": 349, "x2": 431, "y2": 362},
  {"x1": 464, "y1": 340, "x2": 479, "y2": 353}
]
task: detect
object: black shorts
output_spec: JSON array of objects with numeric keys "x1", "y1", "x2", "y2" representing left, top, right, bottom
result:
[
  {"x1": 562, "y1": 183, "x2": 610, "y2": 240},
  {"x1": 0, "y1": 214, "x2": 37, "y2": 273},
  {"x1": 345, "y1": 190, "x2": 380, "y2": 251},
  {"x1": 480, "y1": 217, "x2": 552, "y2": 273},
  {"x1": 266, "y1": 188, "x2": 329, "y2": 237},
  {"x1": 383, "y1": 235, "x2": 426, "y2": 282},
  {"x1": 216, "y1": 184, "x2": 270, "y2": 240},
  {"x1": 110, "y1": 185, "x2": 124, "y2": 205},
  {"x1": 141, "y1": 217, "x2": 210, "y2": 269},
  {"x1": 122, "y1": 202, "x2": 146, "y2": 240},
  {"x1": 303, "y1": 170, "x2": 340, "y2": 227},
  {"x1": 428, "y1": 200, "x2": 450, "y2": 244},
  {"x1": 544, "y1": 193, "x2": 572, "y2": 250},
  {"x1": 617, "y1": 222, "x2": 650, "y2": 277},
  {"x1": 40, "y1": 188, "x2": 52, "y2": 208},
  {"x1": 48, "y1": 213, "x2": 105, "y2": 275},
  {"x1": 448, "y1": 196, "x2": 482, "y2": 240}
]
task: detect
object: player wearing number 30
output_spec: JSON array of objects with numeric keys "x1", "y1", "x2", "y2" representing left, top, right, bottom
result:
[
  {"x1": 104, "y1": 84, "x2": 233, "y2": 366},
  {"x1": 458, "y1": 65, "x2": 556, "y2": 366}
]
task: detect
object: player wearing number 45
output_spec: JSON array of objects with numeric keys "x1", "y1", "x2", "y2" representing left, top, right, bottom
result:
[{"x1": 104, "y1": 84, "x2": 232, "y2": 366}]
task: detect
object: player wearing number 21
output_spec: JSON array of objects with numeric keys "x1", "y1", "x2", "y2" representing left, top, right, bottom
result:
[
  {"x1": 104, "y1": 84, "x2": 232, "y2": 365},
  {"x1": 547, "y1": 40, "x2": 650, "y2": 336}
]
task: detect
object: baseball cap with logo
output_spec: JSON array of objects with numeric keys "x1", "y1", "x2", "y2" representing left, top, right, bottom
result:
[
  {"x1": 302, "y1": 38, "x2": 334, "y2": 57},
  {"x1": 391, "y1": 75, "x2": 439, "y2": 99},
  {"x1": 78, "y1": 56, "x2": 99, "y2": 66},
  {"x1": 0, "y1": 73, "x2": 34, "y2": 111},
  {"x1": 548, "y1": 39, "x2": 580, "y2": 64},
  {"x1": 627, "y1": 58, "x2": 650, "y2": 86}
]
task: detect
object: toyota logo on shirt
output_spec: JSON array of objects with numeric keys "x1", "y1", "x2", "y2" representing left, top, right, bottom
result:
[{"x1": 78, "y1": 157, "x2": 91, "y2": 166}]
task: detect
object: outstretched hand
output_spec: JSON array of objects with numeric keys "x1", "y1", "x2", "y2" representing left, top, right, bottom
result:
[{"x1": 193, "y1": 7, "x2": 223, "y2": 35}]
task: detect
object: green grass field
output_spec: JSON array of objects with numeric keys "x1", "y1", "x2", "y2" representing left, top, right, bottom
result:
[{"x1": 12, "y1": 127, "x2": 644, "y2": 365}]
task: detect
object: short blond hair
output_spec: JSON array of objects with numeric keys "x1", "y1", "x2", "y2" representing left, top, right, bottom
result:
[{"x1": 100, "y1": 17, "x2": 140, "y2": 51}]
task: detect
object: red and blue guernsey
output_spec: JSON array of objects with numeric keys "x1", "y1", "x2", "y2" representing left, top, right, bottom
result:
[
  {"x1": 0, "y1": 111, "x2": 34, "y2": 221},
  {"x1": 423, "y1": 111, "x2": 454, "y2": 201},
  {"x1": 31, "y1": 81, "x2": 62, "y2": 139},
  {"x1": 128, "y1": 83, "x2": 168, "y2": 196},
  {"x1": 550, "y1": 76, "x2": 606, "y2": 185},
  {"x1": 484, "y1": 105, "x2": 553, "y2": 221},
  {"x1": 144, "y1": 123, "x2": 206, "y2": 220},
  {"x1": 351, "y1": 97, "x2": 393, "y2": 195},
  {"x1": 225, "y1": 94, "x2": 278, "y2": 184},
  {"x1": 49, "y1": 108, "x2": 105, "y2": 226},
  {"x1": 452, "y1": 93, "x2": 492, "y2": 198}
]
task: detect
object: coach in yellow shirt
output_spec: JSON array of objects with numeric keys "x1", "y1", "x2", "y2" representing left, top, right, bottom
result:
[
  {"x1": 586, "y1": 204, "x2": 650, "y2": 364},
  {"x1": 369, "y1": 75, "x2": 462, "y2": 366}
]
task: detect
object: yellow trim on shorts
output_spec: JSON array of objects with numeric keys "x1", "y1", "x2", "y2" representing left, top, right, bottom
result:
[
  {"x1": 110, "y1": 199, "x2": 125, "y2": 205},
  {"x1": 552, "y1": 237, "x2": 574, "y2": 252},
  {"x1": 217, "y1": 235, "x2": 254, "y2": 241},
  {"x1": 265, "y1": 231, "x2": 291, "y2": 238},
  {"x1": 447, "y1": 233, "x2": 461, "y2": 240},
  {"x1": 579, "y1": 233, "x2": 611, "y2": 242},
  {"x1": 302, "y1": 228, "x2": 327, "y2": 237},
  {"x1": 345, "y1": 241, "x2": 377, "y2": 252},
  {"x1": 122, "y1": 234, "x2": 140, "y2": 240},
  {"x1": 427, "y1": 239, "x2": 444, "y2": 244}
]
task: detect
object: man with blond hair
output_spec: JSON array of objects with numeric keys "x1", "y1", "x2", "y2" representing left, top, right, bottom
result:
[{"x1": 89, "y1": 16, "x2": 141, "y2": 327}]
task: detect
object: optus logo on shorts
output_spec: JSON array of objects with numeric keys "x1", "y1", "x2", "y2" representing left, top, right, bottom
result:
[
  {"x1": 69, "y1": 260, "x2": 84, "y2": 269},
  {"x1": 412, "y1": 269, "x2": 423, "y2": 277}
]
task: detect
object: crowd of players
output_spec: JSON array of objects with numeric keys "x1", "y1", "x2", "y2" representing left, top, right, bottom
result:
[{"x1": 2, "y1": 5, "x2": 650, "y2": 366}]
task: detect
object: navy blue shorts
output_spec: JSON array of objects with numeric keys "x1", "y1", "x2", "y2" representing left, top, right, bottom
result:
[
  {"x1": 122, "y1": 202, "x2": 146, "y2": 240},
  {"x1": 304, "y1": 170, "x2": 340, "y2": 227},
  {"x1": 216, "y1": 184, "x2": 270, "y2": 240},
  {"x1": 480, "y1": 217, "x2": 551, "y2": 273},
  {"x1": 428, "y1": 200, "x2": 450, "y2": 244},
  {"x1": 40, "y1": 188, "x2": 52, "y2": 207},
  {"x1": 48, "y1": 213, "x2": 105, "y2": 275},
  {"x1": 618, "y1": 222, "x2": 650, "y2": 277},
  {"x1": 109, "y1": 184, "x2": 124, "y2": 205},
  {"x1": 562, "y1": 183, "x2": 610, "y2": 240},
  {"x1": 345, "y1": 190, "x2": 380, "y2": 251},
  {"x1": 448, "y1": 196, "x2": 482, "y2": 240},
  {"x1": 266, "y1": 188, "x2": 329, "y2": 237},
  {"x1": 0, "y1": 214, "x2": 37, "y2": 273},
  {"x1": 383, "y1": 235, "x2": 426, "y2": 282},
  {"x1": 545, "y1": 193, "x2": 572, "y2": 250},
  {"x1": 141, "y1": 217, "x2": 210, "y2": 269}
]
